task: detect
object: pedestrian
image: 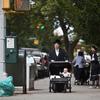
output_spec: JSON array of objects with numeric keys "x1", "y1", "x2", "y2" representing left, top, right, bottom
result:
[
  {"x1": 72, "y1": 51, "x2": 86, "y2": 85},
  {"x1": 48, "y1": 39, "x2": 68, "y2": 62},
  {"x1": 48, "y1": 39, "x2": 69, "y2": 91},
  {"x1": 81, "y1": 47, "x2": 91, "y2": 84},
  {"x1": 89, "y1": 45, "x2": 100, "y2": 88},
  {"x1": 80, "y1": 47, "x2": 87, "y2": 55}
]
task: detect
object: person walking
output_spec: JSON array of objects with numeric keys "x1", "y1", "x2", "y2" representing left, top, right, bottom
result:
[
  {"x1": 72, "y1": 51, "x2": 86, "y2": 85},
  {"x1": 89, "y1": 46, "x2": 100, "y2": 88},
  {"x1": 49, "y1": 39, "x2": 68, "y2": 62},
  {"x1": 48, "y1": 39, "x2": 69, "y2": 91}
]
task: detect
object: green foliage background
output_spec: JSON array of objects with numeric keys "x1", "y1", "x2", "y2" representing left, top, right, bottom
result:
[{"x1": 6, "y1": 0, "x2": 100, "y2": 52}]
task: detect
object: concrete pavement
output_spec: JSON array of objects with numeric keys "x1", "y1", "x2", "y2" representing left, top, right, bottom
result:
[{"x1": 0, "y1": 77, "x2": 100, "y2": 100}]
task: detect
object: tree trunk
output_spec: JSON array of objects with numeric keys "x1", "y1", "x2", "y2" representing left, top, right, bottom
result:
[
  {"x1": 59, "y1": 16, "x2": 79, "y2": 61},
  {"x1": 68, "y1": 38, "x2": 79, "y2": 61},
  {"x1": 59, "y1": 17, "x2": 69, "y2": 51}
]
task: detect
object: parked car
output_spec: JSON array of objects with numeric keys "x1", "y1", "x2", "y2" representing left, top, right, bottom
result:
[
  {"x1": 32, "y1": 51, "x2": 49, "y2": 78},
  {"x1": 20, "y1": 48, "x2": 48, "y2": 78},
  {"x1": 32, "y1": 51, "x2": 43, "y2": 64},
  {"x1": 20, "y1": 48, "x2": 38, "y2": 79},
  {"x1": 26, "y1": 52, "x2": 38, "y2": 79}
]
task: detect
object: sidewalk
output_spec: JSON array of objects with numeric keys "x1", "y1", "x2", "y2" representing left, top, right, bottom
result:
[{"x1": 0, "y1": 77, "x2": 100, "y2": 100}]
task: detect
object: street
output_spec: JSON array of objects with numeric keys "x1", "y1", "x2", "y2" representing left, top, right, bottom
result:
[{"x1": 0, "y1": 76, "x2": 100, "y2": 100}]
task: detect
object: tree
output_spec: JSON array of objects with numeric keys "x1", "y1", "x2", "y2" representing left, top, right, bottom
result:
[
  {"x1": 31, "y1": 0, "x2": 81, "y2": 60},
  {"x1": 6, "y1": 0, "x2": 100, "y2": 59},
  {"x1": 32, "y1": 0, "x2": 100, "y2": 59},
  {"x1": 6, "y1": 12, "x2": 32, "y2": 47},
  {"x1": 71, "y1": 0, "x2": 100, "y2": 46}
]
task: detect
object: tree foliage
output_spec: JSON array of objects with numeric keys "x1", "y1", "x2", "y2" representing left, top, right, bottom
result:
[
  {"x1": 72, "y1": 0, "x2": 100, "y2": 46},
  {"x1": 32, "y1": 0, "x2": 100, "y2": 59},
  {"x1": 32, "y1": 0, "x2": 82, "y2": 59},
  {"x1": 6, "y1": 0, "x2": 100, "y2": 57},
  {"x1": 6, "y1": 13, "x2": 32, "y2": 47}
]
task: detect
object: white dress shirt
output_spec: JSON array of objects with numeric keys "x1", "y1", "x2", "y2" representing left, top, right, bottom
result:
[{"x1": 55, "y1": 49, "x2": 59, "y2": 56}]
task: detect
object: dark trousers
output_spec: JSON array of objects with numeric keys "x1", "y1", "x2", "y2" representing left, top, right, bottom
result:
[
  {"x1": 77, "y1": 68, "x2": 85, "y2": 83},
  {"x1": 73, "y1": 66, "x2": 79, "y2": 80}
]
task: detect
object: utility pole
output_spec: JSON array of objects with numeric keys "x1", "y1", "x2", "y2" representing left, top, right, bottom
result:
[{"x1": 0, "y1": 0, "x2": 6, "y2": 79}]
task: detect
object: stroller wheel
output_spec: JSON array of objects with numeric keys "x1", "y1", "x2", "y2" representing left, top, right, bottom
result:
[
  {"x1": 74, "y1": 80, "x2": 78, "y2": 85},
  {"x1": 53, "y1": 84, "x2": 56, "y2": 93},
  {"x1": 49, "y1": 82, "x2": 52, "y2": 92},
  {"x1": 87, "y1": 81, "x2": 89, "y2": 85},
  {"x1": 49, "y1": 87, "x2": 51, "y2": 92},
  {"x1": 69, "y1": 84, "x2": 72, "y2": 93},
  {"x1": 69, "y1": 88, "x2": 71, "y2": 93},
  {"x1": 64, "y1": 84, "x2": 67, "y2": 93}
]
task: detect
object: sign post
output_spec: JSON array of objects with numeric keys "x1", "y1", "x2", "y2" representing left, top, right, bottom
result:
[
  {"x1": 5, "y1": 36, "x2": 17, "y2": 64},
  {"x1": 0, "y1": 0, "x2": 6, "y2": 79}
]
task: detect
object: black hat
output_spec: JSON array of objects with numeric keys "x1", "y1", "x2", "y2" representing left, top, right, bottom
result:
[
  {"x1": 91, "y1": 45, "x2": 97, "y2": 51},
  {"x1": 53, "y1": 39, "x2": 61, "y2": 45}
]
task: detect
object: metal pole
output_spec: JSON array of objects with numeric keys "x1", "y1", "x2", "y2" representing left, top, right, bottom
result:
[
  {"x1": 0, "y1": 0, "x2": 6, "y2": 79},
  {"x1": 23, "y1": 50, "x2": 27, "y2": 94}
]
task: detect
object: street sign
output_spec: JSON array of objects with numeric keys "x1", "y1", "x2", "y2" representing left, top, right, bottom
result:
[
  {"x1": 33, "y1": 39, "x2": 39, "y2": 45},
  {"x1": 5, "y1": 36, "x2": 18, "y2": 63}
]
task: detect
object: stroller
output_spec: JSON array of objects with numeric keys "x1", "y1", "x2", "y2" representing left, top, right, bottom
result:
[{"x1": 49, "y1": 61, "x2": 72, "y2": 93}]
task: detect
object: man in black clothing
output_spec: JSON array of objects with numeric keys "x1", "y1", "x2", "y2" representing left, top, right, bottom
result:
[
  {"x1": 49, "y1": 39, "x2": 68, "y2": 62},
  {"x1": 48, "y1": 39, "x2": 69, "y2": 91},
  {"x1": 90, "y1": 46, "x2": 100, "y2": 88}
]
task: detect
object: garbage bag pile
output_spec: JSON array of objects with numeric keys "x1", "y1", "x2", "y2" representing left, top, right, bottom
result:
[{"x1": 0, "y1": 76, "x2": 15, "y2": 96}]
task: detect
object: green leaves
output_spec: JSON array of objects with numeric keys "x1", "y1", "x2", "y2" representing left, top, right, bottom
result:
[
  {"x1": 41, "y1": 0, "x2": 58, "y2": 16},
  {"x1": 6, "y1": 0, "x2": 100, "y2": 48}
]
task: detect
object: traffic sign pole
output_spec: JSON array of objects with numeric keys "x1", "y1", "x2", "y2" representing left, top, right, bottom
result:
[{"x1": 0, "y1": 0, "x2": 6, "y2": 79}]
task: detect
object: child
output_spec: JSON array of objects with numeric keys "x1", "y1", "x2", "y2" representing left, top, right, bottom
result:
[{"x1": 61, "y1": 68, "x2": 71, "y2": 77}]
